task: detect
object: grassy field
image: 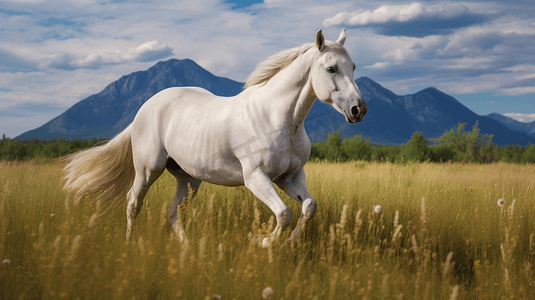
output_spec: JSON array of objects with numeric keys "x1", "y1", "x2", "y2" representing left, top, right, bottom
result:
[{"x1": 1, "y1": 160, "x2": 534, "y2": 299}]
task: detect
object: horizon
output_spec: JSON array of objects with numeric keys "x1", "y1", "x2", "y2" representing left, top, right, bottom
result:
[{"x1": 1, "y1": 0, "x2": 534, "y2": 138}]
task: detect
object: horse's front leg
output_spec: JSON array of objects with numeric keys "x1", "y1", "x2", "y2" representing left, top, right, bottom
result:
[
  {"x1": 244, "y1": 168, "x2": 293, "y2": 246},
  {"x1": 275, "y1": 168, "x2": 317, "y2": 243}
]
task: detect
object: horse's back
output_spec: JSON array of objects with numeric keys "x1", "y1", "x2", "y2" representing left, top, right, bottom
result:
[
  {"x1": 134, "y1": 86, "x2": 221, "y2": 129},
  {"x1": 142, "y1": 86, "x2": 215, "y2": 109}
]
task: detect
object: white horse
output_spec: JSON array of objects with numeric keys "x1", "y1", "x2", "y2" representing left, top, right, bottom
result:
[{"x1": 63, "y1": 29, "x2": 367, "y2": 245}]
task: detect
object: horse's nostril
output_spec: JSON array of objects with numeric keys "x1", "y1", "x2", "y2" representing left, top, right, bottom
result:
[{"x1": 351, "y1": 106, "x2": 360, "y2": 116}]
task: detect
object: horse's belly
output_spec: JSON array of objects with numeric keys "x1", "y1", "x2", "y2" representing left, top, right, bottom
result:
[
  {"x1": 199, "y1": 168, "x2": 244, "y2": 186},
  {"x1": 173, "y1": 154, "x2": 245, "y2": 186}
]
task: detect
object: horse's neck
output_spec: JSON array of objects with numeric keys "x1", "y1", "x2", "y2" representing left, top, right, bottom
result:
[{"x1": 254, "y1": 55, "x2": 316, "y2": 133}]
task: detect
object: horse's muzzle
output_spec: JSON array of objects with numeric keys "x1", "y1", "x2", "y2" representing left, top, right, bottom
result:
[{"x1": 348, "y1": 103, "x2": 367, "y2": 123}]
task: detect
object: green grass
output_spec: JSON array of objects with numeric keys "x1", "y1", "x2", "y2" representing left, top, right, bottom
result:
[{"x1": 1, "y1": 160, "x2": 535, "y2": 299}]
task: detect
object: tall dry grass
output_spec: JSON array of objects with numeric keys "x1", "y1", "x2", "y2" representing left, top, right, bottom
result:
[{"x1": 1, "y1": 159, "x2": 534, "y2": 299}]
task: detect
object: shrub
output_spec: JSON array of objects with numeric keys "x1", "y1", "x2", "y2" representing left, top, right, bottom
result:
[
  {"x1": 401, "y1": 132, "x2": 430, "y2": 162},
  {"x1": 432, "y1": 122, "x2": 497, "y2": 163},
  {"x1": 429, "y1": 144, "x2": 456, "y2": 162},
  {"x1": 521, "y1": 144, "x2": 535, "y2": 163},
  {"x1": 341, "y1": 134, "x2": 372, "y2": 161}
]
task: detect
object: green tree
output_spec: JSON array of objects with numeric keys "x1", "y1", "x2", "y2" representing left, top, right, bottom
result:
[
  {"x1": 432, "y1": 121, "x2": 496, "y2": 163},
  {"x1": 429, "y1": 144, "x2": 456, "y2": 162},
  {"x1": 341, "y1": 134, "x2": 372, "y2": 161},
  {"x1": 401, "y1": 132, "x2": 430, "y2": 162},
  {"x1": 310, "y1": 142, "x2": 327, "y2": 160},
  {"x1": 324, "y1": 131, "x2": 346, "y2": 162},
  {"x1": 372, "y1": 145, "x2": 400, "y2": 163},
  {"x1": 521, "y1": 144, "x2": 535, "y2": 163},
  {"x1": 501, "y1": 145, "x2": 524, "y2": 163},
  {"x1": 1, "y1": 138, "x2": 31, "y2": 160}
]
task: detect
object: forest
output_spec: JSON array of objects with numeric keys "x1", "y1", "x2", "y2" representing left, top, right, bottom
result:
[
  {"x1": 0, "y1": 135, "x2": 105, "y2": 161},
  {"x1": 2, "y1": 122, "x2": 535, "y2": 163}
]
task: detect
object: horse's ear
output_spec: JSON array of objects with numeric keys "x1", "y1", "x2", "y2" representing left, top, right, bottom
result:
[
  {"x1": 316, "y1": 29, "x2": 325, "y2": 51},
  {"x1": 336, "y1": 28, "x2": 346, "y2": 46}
]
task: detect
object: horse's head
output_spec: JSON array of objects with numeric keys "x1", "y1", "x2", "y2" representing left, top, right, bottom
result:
[{"x1": 310, "y1": 29, "x2": 367, "y2": 123}]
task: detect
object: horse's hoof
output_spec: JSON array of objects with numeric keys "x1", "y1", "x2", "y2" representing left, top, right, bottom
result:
[
  {"x1": 250, "y1": 235, "x2": 271, "y2": 248},
  {"x1": 250, "y1": 235, "x2": 263, "y2": 245}
]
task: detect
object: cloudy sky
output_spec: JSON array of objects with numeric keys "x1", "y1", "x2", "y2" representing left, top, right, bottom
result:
[{"x1": 1, "y1": 0, "x2": 535, "y2": 138}]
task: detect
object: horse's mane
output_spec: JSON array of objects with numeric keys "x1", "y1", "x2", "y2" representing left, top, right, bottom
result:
[
  {"x1": 244, "y1": 43, "x2": 315, "y2": 89},
  {"x1": 244, "y1": 41, "x2": 348, "y2": 89}
]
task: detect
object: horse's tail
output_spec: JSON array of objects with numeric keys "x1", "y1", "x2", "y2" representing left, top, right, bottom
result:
[{"x1": 63, "y1": 124, "x2": 135, "y2": 204}]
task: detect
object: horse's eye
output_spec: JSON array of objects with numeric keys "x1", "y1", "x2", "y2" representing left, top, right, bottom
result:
[{"x1": 326, "y1": 66, "x2": 337, "y2": 74}]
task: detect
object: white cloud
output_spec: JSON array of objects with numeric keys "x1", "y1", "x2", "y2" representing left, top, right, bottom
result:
[
  {"x1": 363, "y1": 61, "x2": 391, "y2": 70},
  {"x1": 39, "y1": 40, "x2": 173, "y2": 70},
  {"x1": 323, "y1": 2, "x2": 490, "y2": 38},
  {"x1": 504, "y1": 113, "x2": 535, "y2": 123},
  {"x1": 500, "y1": 87, "x2": 535, "y2": 96},
  {"x1": 325, "y1": 3, "x2": 424, "y2": 26},
  {"x1": 324, "y1": 3, "x2": 471, "y2": 26}
]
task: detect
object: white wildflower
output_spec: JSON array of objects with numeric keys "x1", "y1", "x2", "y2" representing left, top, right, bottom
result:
[
  {"x1": 262, "y1": 286, "x2": 274, "y2": 299},
  {"x1": 374, "y1": 205, "x2": 382, "y2": 214}
]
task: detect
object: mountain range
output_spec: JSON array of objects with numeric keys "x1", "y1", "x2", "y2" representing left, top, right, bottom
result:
[
  {"x1": 16, "y1": 58, "x2": 535, "y2": 146},
  {"x1": 485, "y1": 113, "x2": 535, "y2": 139}
]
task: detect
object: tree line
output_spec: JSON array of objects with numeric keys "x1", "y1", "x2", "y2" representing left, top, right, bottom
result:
[
  {"x1": 311, "y1": 122, "x2": 535, "y2": 164},
  {"x1": 0, "y1": 135, "x2": 105, "y2": 161},
  {"x1": 2, "y1": 122, "x2": 535, "y2": 163}
]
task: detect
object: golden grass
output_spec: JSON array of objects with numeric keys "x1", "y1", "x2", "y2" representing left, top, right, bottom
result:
[{"x1": 1, "y1": 160, "x2": 535, "y2": 299}]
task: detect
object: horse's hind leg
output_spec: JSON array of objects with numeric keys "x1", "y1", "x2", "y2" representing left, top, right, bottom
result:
[
  {"x1": 125, "y1": 152, "x2": 167, "y2": 240},
  {"x1": 166, "y1": 158, "x2": 202, "y2": 244}
]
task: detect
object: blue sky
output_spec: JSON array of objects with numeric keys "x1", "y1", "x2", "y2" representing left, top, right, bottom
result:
[{"x1": 1, "y1": 0, "x2": 535, "y2": 138}]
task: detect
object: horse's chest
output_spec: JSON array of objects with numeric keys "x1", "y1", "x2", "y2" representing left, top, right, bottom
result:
[
  {"x1": 231, "y1": 126, "x2": 310, "y2": 179},
  {"x1": 260, "y1": 137, "x2": 309, "y2": 180}
]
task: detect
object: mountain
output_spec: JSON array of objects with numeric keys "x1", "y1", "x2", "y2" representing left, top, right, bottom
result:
[
  {"x1": 17, "y1": 59, "x2": 243, "y2": 140},
  {"x1": 485, "y1": 113, "x2": 535, "y2": 138},
  {"x1": 17, "y1": 59, "x2": 535, "y2": 146}
]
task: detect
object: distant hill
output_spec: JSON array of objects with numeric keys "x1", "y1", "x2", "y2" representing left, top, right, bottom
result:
[
  {"x1": 17, "y1": 59, "x2": 535, "y2": 146},
  {"x1": 485, "y1": 113, "x2": 535, "y2": 138},
  {"x1": 17, "y1": 59, "x2": 242, "y2": 140}
]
